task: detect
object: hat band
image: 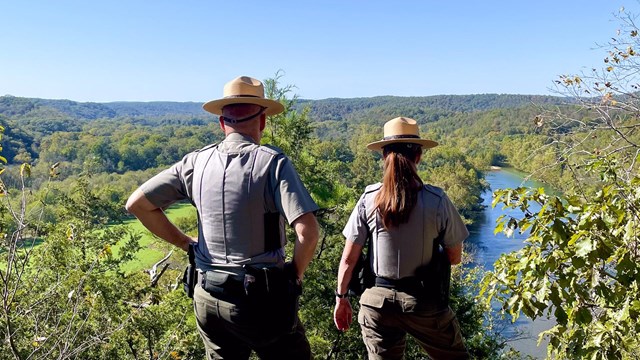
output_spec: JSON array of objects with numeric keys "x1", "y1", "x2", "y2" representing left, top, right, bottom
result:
[
  {"x1": 224, "y1": 95, "x2": 262, "y2": 99},
  {"x1": 383, "y1": 134, "x2": 420, "y2": 140}
]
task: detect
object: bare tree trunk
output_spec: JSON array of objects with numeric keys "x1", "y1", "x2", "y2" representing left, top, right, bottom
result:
[
  {"x1": 147, "y1": 329, "x2": 154, "y2": 360},
  {"x1": 127, "y1": 338, "x2": 139, "y2": 360},
  {"x1": 4, "y1": 308, "x2": 22, "y2": 360}
]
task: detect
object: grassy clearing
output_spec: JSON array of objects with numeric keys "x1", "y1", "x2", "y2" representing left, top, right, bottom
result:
[
  {"x1": 1, "y1": 204, "x2": 196, "y2": 274},
  {"x1": 116, "y1": 203, "x2": 196, "y2": 273}
]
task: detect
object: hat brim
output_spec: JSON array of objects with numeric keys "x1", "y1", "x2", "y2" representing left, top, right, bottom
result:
[
  {"x1": 366, "y1": 138, "x2": 439, "y2": 152},
  {"x1": 202, "y1": 97, "x2": 285, "y2": 116}
]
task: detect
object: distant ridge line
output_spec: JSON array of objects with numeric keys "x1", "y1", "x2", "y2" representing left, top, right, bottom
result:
[{"x1": 0, "y1": 93, "x2": 569, "y2": 121}]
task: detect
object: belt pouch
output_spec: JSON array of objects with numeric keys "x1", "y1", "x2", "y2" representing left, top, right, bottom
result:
[{"x1": 201, "y1": 271, "x2": 230, "y2": 296}]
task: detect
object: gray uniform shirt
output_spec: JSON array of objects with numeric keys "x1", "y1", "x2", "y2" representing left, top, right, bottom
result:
[
  {"x1": 140, "y1": 132, "x2": 319, "y2": 271},
  {"x1": 343, "y1": 183, "x2": 469, "y2": 279}
]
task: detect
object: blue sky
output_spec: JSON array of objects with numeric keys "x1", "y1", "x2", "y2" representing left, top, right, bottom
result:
[{"x1": 0, "y1": 1, "x2": 634, "y2": 102}]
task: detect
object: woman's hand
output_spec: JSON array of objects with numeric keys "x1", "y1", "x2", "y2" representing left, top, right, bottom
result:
[
  {"x1": 333, "y1": 297, "x2": 353, "y2": 331},
  {"x1": 334, "y1": 240, "x2": 362, "y2": 331}
]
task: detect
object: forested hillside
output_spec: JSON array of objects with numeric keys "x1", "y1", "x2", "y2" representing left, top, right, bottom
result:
[
  {"x1": 0, "y1": 92, "x2": 565, "y2": 171},
  {"x1": 1, "y1": 93, "x2": 565, "y2": 122},
  {"x1": 1, "y1": 85, "x2": 546, "y2": 359},
  {"x1": 0, "y1": 91, "x2": 576, "y2": 229},
  {"x1": 301, "y1": 93, "x2": 565, "y2": 121},
  {"x1": 0, "y1": 95, "x2": 205, "y2": 119},
  {"x1": 0, "y1": 91, "x2": 569, "y2": 218}
]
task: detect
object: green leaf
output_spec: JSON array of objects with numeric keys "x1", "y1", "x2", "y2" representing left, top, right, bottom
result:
[
  {"x1": 568, "y1": 232, "x2": 581, "y2": 246},
  {"x1": 549, "y1": 285, "x2": 562, "y2": 306},
  {"x1": 551, "y1": 219, "x2": 567, "y2": 241},
  {"x1": 491, "y1": 193, "x2": 503, "y2": 208},
  {"x1": 571, "y1": 255, "x2": 586, "y2": 268},
  {"x1": 575, "y1": 238, "x2": 594, "y2": 258},
  {"x1": 555, "y1": 306, "x2": 568, "y2": 325},
  {"x1": 616, "y1": 299, "x2": 630, "y2": 322},
  {"x1": 567, "y1": 204, "x2": 582, "y2": 213},
  {"x1": 576, "y1": 307, "x2": 593, "y2": 324},
  {"x1": 522, "y1": 299, "x2": 538, "y2": 319}
]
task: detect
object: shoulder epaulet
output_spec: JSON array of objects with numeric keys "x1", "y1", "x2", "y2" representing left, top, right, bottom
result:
[
  {"x1": 259, "y1": 144, "x2": 284, "y2": 156},
  {"x1": 195, "y1": 143, "x2": 218, "y2": 153},
  {"x1": 364, "y1": 183, "x2": 382, "y2": 195},
  {"x1": 423, "y1": 184, "x2": 444, "y2": 198}
]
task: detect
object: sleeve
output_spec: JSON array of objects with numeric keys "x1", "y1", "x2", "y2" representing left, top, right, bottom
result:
[
  {"x1": 273, "y1": 155, "x2": 319, "y2": 224},
  {"x1": 342, "y1": 194, "x2": 369, "y2": 246},
  {"x1": 438, "y1": 192, "x2": 469, "y2": 248},
  {"x1": 139, "y1": 152, "x2": 196, "y2": 209}
]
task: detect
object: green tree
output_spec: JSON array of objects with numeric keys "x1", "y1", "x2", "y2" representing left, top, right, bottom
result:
[
  {"x1": 347, "y1": 124, "x2": 381, "y2": 190},
  {"x1": 1, "y1": 164, "x2": 137, "y2": 359},
  {"x1": 0, "y1": 157, "x2": 203, "y2": 359},
  {"x1": 482, "y1": 8, "x2": 640, "y2": 360}
]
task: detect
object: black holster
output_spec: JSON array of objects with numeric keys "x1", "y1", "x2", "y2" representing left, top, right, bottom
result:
[
  {"x1": 415, "y1": 243, "x2": 451, "y2": 308},
  {"x1": 182, "y1": 242, "x2": 197, "y2": 299},
  {"x1": 243, "y1": 262, "x2": 302, "y2": 334}
]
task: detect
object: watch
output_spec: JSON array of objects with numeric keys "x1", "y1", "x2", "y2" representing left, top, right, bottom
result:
[{"x1": 335, "y1": 290, "x2": 349, "y2": 298}]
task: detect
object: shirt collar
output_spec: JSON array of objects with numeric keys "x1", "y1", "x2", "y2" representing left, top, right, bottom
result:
[{"x1": 224, "y1": 132, "x2": 258, "y2": 144}]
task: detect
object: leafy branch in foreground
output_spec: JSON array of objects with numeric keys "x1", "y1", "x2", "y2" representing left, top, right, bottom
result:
[
  {"x1": 483, "y1": 158, "x2": 639, "y2": 359},
  {"x1": 482, "y1": 7, "x2": 640, "y2": 360},
  {"x1": 0, "y1": 152, "x2": 202, "y2": 359}
]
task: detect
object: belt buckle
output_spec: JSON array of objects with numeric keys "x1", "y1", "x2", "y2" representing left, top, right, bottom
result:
[{"x1": 198, "y1": 271, "x2": 206, "y2": 288}]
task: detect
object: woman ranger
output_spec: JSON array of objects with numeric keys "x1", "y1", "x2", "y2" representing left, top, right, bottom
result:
[{"x1": 333, "y1": 117, "x2": 470, "y2": 360}]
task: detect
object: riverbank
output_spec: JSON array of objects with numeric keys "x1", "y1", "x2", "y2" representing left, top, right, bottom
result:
[
  {"x1": 489, "y1": 166, "x2": 563, "y2": 196},
  {"x1": 469, "y1": 168, "x2": 554, "y2": 359}
]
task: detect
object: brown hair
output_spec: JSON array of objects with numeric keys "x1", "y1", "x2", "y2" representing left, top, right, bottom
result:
[{"x1": 374, "y1": 143, "x2": 423, "y2": 229}]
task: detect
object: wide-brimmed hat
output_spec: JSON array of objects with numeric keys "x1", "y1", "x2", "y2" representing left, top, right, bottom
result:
[
  {"x1": 367, "y1": 117, "x2": 438, "y2": 152},
  {"x1": 202, "y1": 76, "x2": 285, "y2": 116}
]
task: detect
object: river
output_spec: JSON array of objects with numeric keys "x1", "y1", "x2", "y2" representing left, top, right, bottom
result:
[{"x1": 467, "y1": 168, "x2": 555, "y2": 359}]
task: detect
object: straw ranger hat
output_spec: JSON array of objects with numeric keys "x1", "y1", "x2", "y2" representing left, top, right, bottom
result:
[
  {"x1": 203, "y1": 76, "x2": 285, "y2": 116},
  {"x1": 367, "y1": 117, "x2": 438, "y2": 152}
]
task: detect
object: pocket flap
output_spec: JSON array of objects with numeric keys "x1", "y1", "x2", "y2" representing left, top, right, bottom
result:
[{"x1": 359, "y1": 288, "x2": 386, "y2": 308}]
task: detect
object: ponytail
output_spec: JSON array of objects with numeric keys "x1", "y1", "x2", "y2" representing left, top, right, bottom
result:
[{"x1": 374, "y1": 143, "x2": 423, "y2": 229}]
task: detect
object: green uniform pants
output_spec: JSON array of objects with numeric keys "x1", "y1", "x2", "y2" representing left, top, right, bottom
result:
[
  {"x1": 193, "y1": 285, "x2": 311, "y2": 360},
  {"x1": 358, "y1": 286, "x2": 469, "y2": 360}
]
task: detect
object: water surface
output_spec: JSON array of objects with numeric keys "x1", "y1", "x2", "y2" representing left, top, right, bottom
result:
[{"x1": 467, "y1": 168, "x2": 555, "y2": 359}]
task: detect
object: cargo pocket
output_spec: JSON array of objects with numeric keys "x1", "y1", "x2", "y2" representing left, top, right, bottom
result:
[
  {"x1": 358, "y1": 288, "x2": 385, "y2": 332},
  {"x1": 216, "y1": 299, "x2": 244, "y2": 324},
  {"x1": 359, "y1": 287, "x2": 386, "y2": 309},
  {"x1": 193, "y1": 286, "x2": 215, "y2": 331}
]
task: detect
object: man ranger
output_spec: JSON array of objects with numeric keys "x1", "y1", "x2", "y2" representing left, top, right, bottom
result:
[{"x1": 126, "y1": 76, "x2": 319, "y2": 359}]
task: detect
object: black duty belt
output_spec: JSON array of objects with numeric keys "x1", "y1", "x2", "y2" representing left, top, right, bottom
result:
[
  {"x1": 375, "y1": 276, "x2": 424, "y2": 294},
  {"x1": 197, "y1": 266, "x2": 292, "y2": 301}
]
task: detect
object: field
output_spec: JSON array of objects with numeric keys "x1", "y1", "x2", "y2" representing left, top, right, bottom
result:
[{"x1": 117, "y1": 203, "x2": 196, "y2": 273}]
